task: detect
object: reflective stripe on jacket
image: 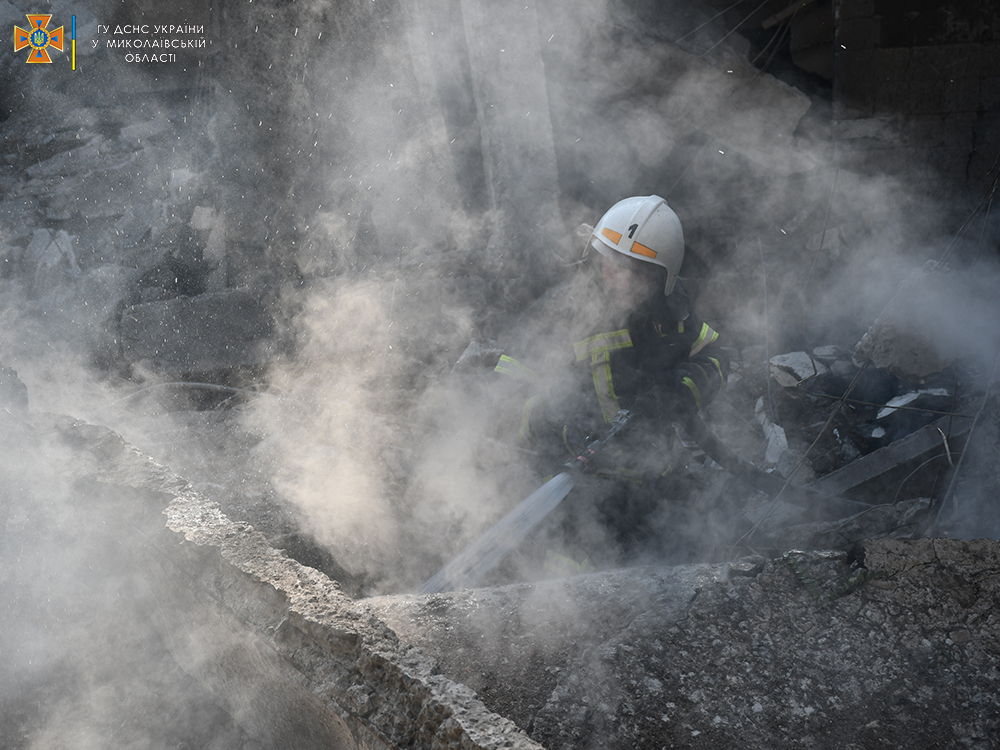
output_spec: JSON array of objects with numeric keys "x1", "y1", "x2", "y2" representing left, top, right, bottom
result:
[{"x1": 573, "y1": 329, "x2": 633, "y2": 423}]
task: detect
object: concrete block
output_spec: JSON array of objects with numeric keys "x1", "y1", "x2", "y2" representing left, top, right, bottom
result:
[
  {"x1": 119, "y1": 290, "x2": 277, "y2": 371},
  {"x1": 18, "y1": 414, "x2": 544, "y2": 750}
]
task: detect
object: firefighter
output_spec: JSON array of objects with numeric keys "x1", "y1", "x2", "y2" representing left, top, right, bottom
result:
[
  {"x1": 496, "y1": 195, "x2": 727, "y2": 452},
  {"x1": 570, "y1": 194, "x2": 727, "y2": 433},
  {"x1": 494, "y1": 195, "x2": 729, "y2": 564}
]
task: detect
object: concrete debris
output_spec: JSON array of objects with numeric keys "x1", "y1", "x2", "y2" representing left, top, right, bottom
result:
[
  {"x1": 876, "y1": 387, "x2": 951, "y2": 419},
  {"x1": 855, "y1": 261, "x2": 994, "y2": 381},
  {"x1": 769, "y1": 351, "x2": 829, "y2": 387},
  {"x1": 0, "y1": 3, "x2": 997, "y2": 748},
  {"x1": 754, "y1": 396, "x2": 789, "y2": 465},
  {"x1": 368, "y1": 539, "x2": 1000, "y2": 750},
  {"x1": 808, "y1": 413, "x2": 973, "y2": 499}
]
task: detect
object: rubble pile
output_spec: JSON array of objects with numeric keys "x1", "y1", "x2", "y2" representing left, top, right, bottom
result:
[
  {"x1": 367, "y1": 538, "x2": 1000, "y2": 749},
  {"x1": 3, "y1": 399, "x2": 999, "y2": 750}
]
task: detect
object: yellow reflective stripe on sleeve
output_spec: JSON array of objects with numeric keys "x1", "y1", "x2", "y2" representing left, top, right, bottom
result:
[
  {"x1": 678, "y1": 321, "x2": 685, "y2": 334},
  {"x1": 574, "y1": 330, "x2": 633, "y2": 424},
  {"x1": 690, "y1": 323, "x2": 720, "y2": 356},
  {"x1": 708, "y1": 356, "x2": 726, "y2": 386},
  {"x1": 592, "y1": 352, "x2": 621, "y2": 423},
  {"x1": 494, "y1": 354, "x2": 543, "y2": 385},
  {"x1": 573, "y1": 329, "x2": 633, "y2": 361},
  {"x1": 520, "y1": 394, "x2": 540, "y2": 441},
  {"x1": 682, "y1": 376, "x2": 703, "y2": 410}
]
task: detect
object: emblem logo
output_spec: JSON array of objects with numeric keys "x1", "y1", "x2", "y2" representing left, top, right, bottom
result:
[{"x1": 14, "y1": 14, "x2": 64, "y2": 64}]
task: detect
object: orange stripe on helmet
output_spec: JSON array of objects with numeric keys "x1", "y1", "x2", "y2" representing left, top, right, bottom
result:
[{"x1": 630, "y1": 242, "x2": 657, "y2": 259}]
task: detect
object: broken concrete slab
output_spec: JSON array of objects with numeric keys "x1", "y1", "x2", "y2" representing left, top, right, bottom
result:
[
  {"x1": 118, "y1": 290, "x2": 277, "y2": 371},
  {"x1": 876, "y1": 387, "x2": 951, "y2": 419},
  {"x1": 769, "y1": 351, "x2": 830, "y2": 387},
  {"x1": 5, "y1": 412, "x2": 545, "y2": 750},
  {"x1": 808, "y1": 412, "x2": 974, "y2": 499}
]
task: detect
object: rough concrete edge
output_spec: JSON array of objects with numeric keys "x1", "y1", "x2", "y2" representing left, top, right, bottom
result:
[
  {"x1": 41, "y1": 412, "x2": 543, "y2": 750},
  {"x1": 162, "y1": 488, "x2": 546, "y2": 750}
]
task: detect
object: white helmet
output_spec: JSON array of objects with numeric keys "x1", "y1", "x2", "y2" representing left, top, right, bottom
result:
[{"x1": 589, "y1": 195, "x2": 685, "y2": 296}]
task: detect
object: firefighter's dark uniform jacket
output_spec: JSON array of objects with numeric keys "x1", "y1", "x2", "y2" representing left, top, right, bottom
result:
[{"x1": 495, "y1": 281, "x2": 728, "y2": 463}]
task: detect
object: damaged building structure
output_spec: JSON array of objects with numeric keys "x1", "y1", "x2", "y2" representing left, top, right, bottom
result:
[{"x1": 2, "y1": 0, "x2": 1000, "y2": 748}]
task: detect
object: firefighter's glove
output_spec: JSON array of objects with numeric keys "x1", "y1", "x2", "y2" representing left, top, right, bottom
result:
[
  {"x1": 561, "y1": 413, "x2": 599, "y2": 455},
  {"x1": 561, "y1": 414, "x2": 601, "y2": 472},
  {"x1": 651, "y1": 367, "x2": 702, "y2": 416}
]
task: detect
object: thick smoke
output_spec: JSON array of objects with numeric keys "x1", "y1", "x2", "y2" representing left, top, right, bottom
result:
[
  {"x1": 2, "y1": 0, "x2": 999, "y2": 743},
  {"x1": 228, "y1": 0, "x2": 1000, "y2": 594}
]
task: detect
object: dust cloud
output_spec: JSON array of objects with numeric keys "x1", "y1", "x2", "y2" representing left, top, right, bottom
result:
[
  {"x1": 230, "y1": 0, "x2": 1000, "y2": 594},
  {"x1": 1, "y1": 0, "x2": 998, "y2": 744}
]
